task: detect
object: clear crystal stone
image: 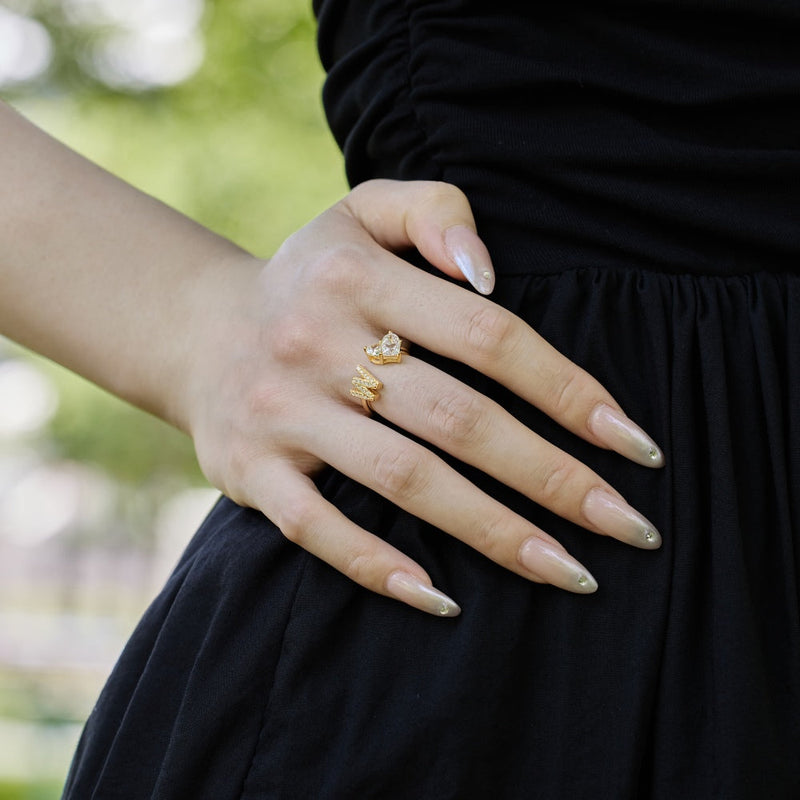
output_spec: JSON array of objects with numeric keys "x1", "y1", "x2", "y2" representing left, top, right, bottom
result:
[{"x1": 381, "y1": 332, "x2": 401, "y2": 357}]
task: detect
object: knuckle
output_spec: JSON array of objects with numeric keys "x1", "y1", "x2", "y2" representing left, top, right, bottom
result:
[
  {"x1": 346, "y1": 178, "x2": 385, "y2": 204},
  {"x1": 548, "y1": 370, "x2": 579, "y2": 416},
  {"x1": 472, "y1": 510, "x2": 516, "y2": 558},
  {"x1": 536, "y1": 458, "x2": 578, "y2": 505},
  {"x1": 544, "y1": 368, "x2": 597, "y2": 419},
  {"x1": 341, "y1": 181, "x2": 390, "y2": 228},
  {"x1": 371, "y1": 445, "x2": 428, "y2": 501},
  {"x1": 268, "y1": 314, "x2": 317, "y2": 366},
  {"x1": 421, "y1": 180, "x2": 469, "y2": 208},
  {"x1": 340, "y1": 549, "x2": 376, "y2": 587},
  {"x1": 310, "y1": 243, "x2": 370, "y2": 298},
  {"x1": 463, "y1": 304, "x2": 516, "y2": 361},
  {"x1": 211, "y1": 437, "x2": 260, "y2": 498},
  {"x1": 277, "y1": 499, "x2": 317, "y2": 546},
  {"x1": 428, "y1": 392, "x2": 488, "y2": 447}
]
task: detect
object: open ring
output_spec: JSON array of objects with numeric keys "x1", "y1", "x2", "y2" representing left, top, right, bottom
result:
[
  {"x1": 350, "y1": 364, "x2": 383, "y2": 413},
  {"x1": 364, "y1": 331, "x2": 409, "y2": 365}
]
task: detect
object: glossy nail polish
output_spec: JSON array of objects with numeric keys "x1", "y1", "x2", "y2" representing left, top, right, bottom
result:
[
  {"x1": 386, "y1": 571, "x2": 461, "y2": 617},
  {"x1": 588, "y1": 403, "x2": 665, "y2": 468},
  {"x1": 518, "y1": 538, "x2": 598, "y2": 594},
  {"x1": 444, "y1": 225, "x2": 495, "y2": 295},
  {"x1": 582, "y1": 487, "x2": 662, "y2": 549}
]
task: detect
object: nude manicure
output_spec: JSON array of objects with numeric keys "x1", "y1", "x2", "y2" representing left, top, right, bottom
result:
[
  {"x1": 588, "y1": 403, "x2": 665, "y2": 468},
  {"x1": 582, "y1": 487, "x2": 662, "y2": 549},
  {"x1": 386, "y1": 571, "x2": 461, "y2": 617},
  {"x1": 444, "y1": 225, "x2": 496, "y2": 295},
  {"x1": 518, "y1": 538, "x2": 598, "y2": 594}
]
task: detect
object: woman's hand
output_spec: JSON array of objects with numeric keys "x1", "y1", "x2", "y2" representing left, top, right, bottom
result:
[{"x1": 185, "y1": 180, "x2": 664, "y2": 617}]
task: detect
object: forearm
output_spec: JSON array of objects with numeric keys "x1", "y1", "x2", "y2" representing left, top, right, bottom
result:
[{"x1": 0, "y1": 100, "x2": 259, "y2": 431}]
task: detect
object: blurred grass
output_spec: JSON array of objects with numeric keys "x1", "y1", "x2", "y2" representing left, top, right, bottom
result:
[
  {"x1": 41, "y1": 355, "x2": 204, "y2": 486},
  {"x1": 0, "y1": 782, "x2": 64, "y2": 800}
]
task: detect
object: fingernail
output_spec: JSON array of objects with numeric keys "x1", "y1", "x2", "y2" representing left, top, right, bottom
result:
[
  {"x1": 582, "y1": 487, "x2": 662, "y2": 549},
  {"x1": 518, "y1": 538, "x2": 598, "y2": 594},
  {"x1": 386, "y1": 571, "x2": 461, "y2": 617},
  {"x1": 444, "y1": 225, "x2": 495, "y2": 295},
  {"x1": 588, "y1": 403, "x2": 665, "y2": 468}
]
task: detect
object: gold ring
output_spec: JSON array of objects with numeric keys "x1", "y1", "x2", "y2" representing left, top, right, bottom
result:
[
  {"x1": 364, "y1": 331, "x2": 409, "y2": 365},
  {"x1": 350, "y1": 364, "x2": 382, "y2": 413}
]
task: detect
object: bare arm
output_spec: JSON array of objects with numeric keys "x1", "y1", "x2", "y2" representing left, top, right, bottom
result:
[{"x1": 0, "y1": 100, "x2": 254, "y2": 428}]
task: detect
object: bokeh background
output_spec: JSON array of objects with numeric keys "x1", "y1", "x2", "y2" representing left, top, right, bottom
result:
[{"x1": 0, "y1": 1, "x2": 346, "y2": 796}]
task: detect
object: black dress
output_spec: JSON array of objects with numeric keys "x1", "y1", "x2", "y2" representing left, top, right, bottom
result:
[{"x1": 63, "y1": 2, "x2": 800, "y2": 798}]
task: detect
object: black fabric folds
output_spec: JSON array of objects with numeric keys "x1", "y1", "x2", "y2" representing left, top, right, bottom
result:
[
  {"x1": 316, "y1": 0, "x2": 800, "y2": 275},
  {"x1": 64, "y1": 2, "x2": 800, "y2": 798}
]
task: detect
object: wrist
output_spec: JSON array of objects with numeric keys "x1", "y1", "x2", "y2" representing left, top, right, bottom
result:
[{"x1": 170, "y1": 250, "x2": 266, "y2": 437}]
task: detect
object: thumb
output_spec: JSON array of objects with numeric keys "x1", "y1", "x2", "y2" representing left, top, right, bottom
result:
[{"x1": 343, "y1": 179, "x2": 496, "y2": 295}]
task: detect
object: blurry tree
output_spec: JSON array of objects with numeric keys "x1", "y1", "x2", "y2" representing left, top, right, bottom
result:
[{"x1": 0, "y1": 0, "x2": 347, "y2": 485}]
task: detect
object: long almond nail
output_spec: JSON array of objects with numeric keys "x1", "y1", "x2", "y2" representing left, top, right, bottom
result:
[
  {"x1": 386, "y1": 571, "x2": 461, "y2": 617},
  {"x1": 444, "y1": 225, "x2": 495, "y2": 295},
  {"x1": 518, "y1": 538, "x2": 598, "y2": 594},
  {"x1": 588, "y1": 403, "x2": 664, "y2": 468},
  {"x1": 582, "y1": 487, "x2": 662, "y2": 549}
]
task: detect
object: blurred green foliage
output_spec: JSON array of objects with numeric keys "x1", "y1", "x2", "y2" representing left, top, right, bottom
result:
[
  {"x1": 0, "y1": 781, "x2": 64, "y2": 800},
  {"x1": 1, "y1": 0, "x2": 347, "y2": 484},
  {"x1": 38, "y1": 354, "x2": 205, "y2": 485}
]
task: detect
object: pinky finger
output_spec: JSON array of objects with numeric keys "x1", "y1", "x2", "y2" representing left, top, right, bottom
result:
[{"x1": 257, "y1": 467, "x2": 461, "y2": 618}]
